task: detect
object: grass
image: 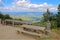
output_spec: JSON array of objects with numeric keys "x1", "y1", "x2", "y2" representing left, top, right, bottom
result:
[
  {"x1": 51, "y1": 28, "x2": 60, "y2": 34},
  {"x1": 38, "y1": 28, "x2": 60, "y2": 40}
]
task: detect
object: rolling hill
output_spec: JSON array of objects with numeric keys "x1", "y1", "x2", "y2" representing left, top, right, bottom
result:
[{"x1": 1, "y1": 12, "x2": 44, "y2": 22}]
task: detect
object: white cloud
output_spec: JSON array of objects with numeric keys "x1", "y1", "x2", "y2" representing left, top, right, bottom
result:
[
  {"x1": 0, "y1": 0, "x2": 57, "y2": 12},
  {"x1": 50, "y1": 7, "x2": 57, "y2": 12}
]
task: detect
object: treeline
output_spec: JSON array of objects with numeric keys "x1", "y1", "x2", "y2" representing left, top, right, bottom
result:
[
  {"x1": 0, "y1": 12, "x2": 12, "y2": 20},
  {"x1": 0, "y1": 12, "x2": 23, "y2": 21}
]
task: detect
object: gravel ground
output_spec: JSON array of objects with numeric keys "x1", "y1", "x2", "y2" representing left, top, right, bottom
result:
[{"x1": 0, "y1": 24, "x2": 36, "y2": 40}]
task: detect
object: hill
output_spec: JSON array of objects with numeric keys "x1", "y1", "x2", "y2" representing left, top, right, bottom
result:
[{"x1": 2, "y1": 12, "x2": 43, "y2": 22}]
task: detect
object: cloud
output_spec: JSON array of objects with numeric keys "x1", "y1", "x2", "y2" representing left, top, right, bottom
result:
[
  {"x1": 50, "y1": 7, "x2": 57, "y2": 12},
  {"x1": 0, "y1": 0, "x2": 57, "y2": 12}
]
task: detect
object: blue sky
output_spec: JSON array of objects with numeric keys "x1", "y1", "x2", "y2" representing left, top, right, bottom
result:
[
  {"x1": 30, "y1": 0, "x2": 60, "y2": 5},
  {"x1": 2, "y1": 0, "x2": 60, "y2": 6},
  {"x1": 0, "y1": 0, "x2": 60, "y2": 12},
  {"x1": 2, "y1": 0, "x2": 14, "y2": 6},
  {"x1": 0, "y1": 0, "x2": 59, "y2": 20}
]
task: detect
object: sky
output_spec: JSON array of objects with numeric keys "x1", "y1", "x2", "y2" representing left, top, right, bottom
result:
[{"x1": 0, "y1": 0, "x2": 60, "y2": 12}]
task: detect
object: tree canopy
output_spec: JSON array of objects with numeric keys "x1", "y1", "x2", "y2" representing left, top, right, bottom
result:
[
  {"x1": 56, "y1": 4, "x2": 60, "y2": 27},
  {"x1": 43, "y1": 9, "x2": 54, "y2": 22},
  {"x1": 0, "y1": 12, "x2": 12, "y2": 20}
]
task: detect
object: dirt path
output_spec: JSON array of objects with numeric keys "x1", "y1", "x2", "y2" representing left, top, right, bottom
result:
[
  {"x1": 0, "y1": 24, "x2": 36, "y2": 40},
  {"x1": 51, "y1": 32, "x2": 60, "y2": 39},
  {"x1": 48, "y1": 31, "x2": 60, "y2": 40}
]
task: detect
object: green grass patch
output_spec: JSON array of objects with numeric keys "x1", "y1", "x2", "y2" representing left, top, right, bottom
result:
[{"x1": 51, "y1": 28, "x2": 60, "y2": 34}]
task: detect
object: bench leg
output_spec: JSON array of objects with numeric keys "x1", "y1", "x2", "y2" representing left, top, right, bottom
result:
[{"x1": 16, "y1": 30, "x2": 20, "y2": 34}]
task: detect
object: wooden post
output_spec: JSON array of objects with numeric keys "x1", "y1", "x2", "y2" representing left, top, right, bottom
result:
[
  {"x1": 46, "y1": 20, "x2": 51, "y2": 35},
  {"x1": 13, "y1": 19, "x2": 14, "y2": 27},
  {"x1": 2, "y1": 20, "x2": 5, "y2": 25},
  {"x1": 5, "y1": 20, "x2": 6, "y2": 25},
  {"x1": 0, "y1": 19, "x2": 1, "y2": 24}
]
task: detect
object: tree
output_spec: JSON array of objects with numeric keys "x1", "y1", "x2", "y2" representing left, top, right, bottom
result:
[
  {"x1": 58, "y1": 4, "x2": 60, "y2": 12},
  {"x1": 0, "y1": 11, "x2": 12, "y2": 20},
  {"x1": 3, "y1": 14, "x2": 12, "y2": 20},
  {"x1": 18, "y1": 18, "x2": 23, "y2": 21},
  {"x1": 0, "y1": 12, "x2": 4, "y2": 19},
  {"x1": 56, "y1": 4, "x2": 60, "y2": 27},
  {"x1": 43, "y1": 9, "x2": 52, "y2": 34},
  {"x1": 43, "y1": 9, "x2": 53, "y2": 22},
  {"x1": 43, "y1": 9, "x2": 57, "y2": 29}
]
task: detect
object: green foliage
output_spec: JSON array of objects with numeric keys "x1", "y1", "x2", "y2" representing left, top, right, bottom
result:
[
  {"x1": 18, "y1": 18, "x2": 23, "y2": 21},
  {"x1": 43, "y1": 9, "x2": 52, "y2": 21},
  {"x1": 56, "y1": 4, "x2": 60, "y2": 27},
  {"x1": 0, "y1": 12, "x2": 12, "y2": 20},
  {"x1": 0, "y1": 12, "x2": 4, "y2": 19},
  {"x1": 52, "y1": 28, "x2": 60, "y2": 34},
  {"x1": 51, "y1": 21, "x2": 57, "y2": 29},
  {"x1": 3, "y1": 14, "x2": 12, "y2": 20},
  {"x1": 56, "y1": 14, "x2": 60, "y2": 27},
  {"x1": 33, "y1": 9, "x2": 58, "y2": 28},
  {"x1": 58, "y1": 4, "x2": 60, "y2": 12},
  {"x1": 33, "y1": 21, "x2": 46, "y2": 27}
]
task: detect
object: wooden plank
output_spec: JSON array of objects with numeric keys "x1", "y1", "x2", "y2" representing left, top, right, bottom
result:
[{"x1": 15, "y1": 27, "x2": 42, "y2": 37}]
